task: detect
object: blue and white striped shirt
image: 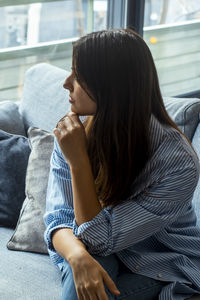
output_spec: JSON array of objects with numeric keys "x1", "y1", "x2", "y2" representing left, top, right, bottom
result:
[{"x1": 44, "y1": 116, "x2": 200, "y2": 299}]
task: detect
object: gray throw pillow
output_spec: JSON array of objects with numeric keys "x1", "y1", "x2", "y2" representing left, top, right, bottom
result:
[
  {"x1": 19, "y1": 63, "x2": 70, "y2": 133},
  {"x1": 7, "y1": 127, "x2": 54, "y2": 254},
  {"x1": 0, "y1": 130, "x2": 31, "y2": 228},
  {"x1": 163, "y1": 97, "x2": 200, "y2": 141},
  {"x1": 0, "y1": 101, "x2": 26, "y2": 136},
  {"x1": 192, "y1": 124, "x2": 200, "y2": 227}
]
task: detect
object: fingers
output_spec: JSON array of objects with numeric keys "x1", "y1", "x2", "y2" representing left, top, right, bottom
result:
[
  {"x1": 88, "y1": 293, "x2": 100, "y2": 300},
  {"x1": 67, "y1": 112, "x2": 82, "y2": 127},
  {"x1": 85, "y1": 290, "x2": 99, "y2": 300},
  {"x1": 57, "y1": 111, "x2": 76, "y2": 122},
  {"x1": 60, "y1": 112, "x2": 79, "y2": 125},
  {"x1": 54, "y1": 114, "x2": 74, "y2": 137},
  {"x1": 77, "y1": 287, "x2": 99, "y2": 300},
  {"x1": 77, "y1": 288, "x2": 108, "y2": 300},
  {"x1": 55, "y1": 112, "x2": 81, "y2": 132},
  {"x1": 53, "y1": 119, "x2": 67, "y2": 137},
  {"x1": 77, "y1": 288, "x2": 88, "y2": 300},
  {"x1": 76, "y1": 272, "x2": 119, "y2": 300},
  {"x1": 75, "y1": 276, "x2": 110, "y2": 300},
  {"x1": 86, "y1": 282, "x2": 108, "y2": 300},
  {"x1": 53, "y1": 127, "x2": 61, "y2": 137},
  {"x1": 102, "y1": 270, "x2": 120, "y2": 296},
  {"x1": 96, "y1": 282, "x2": 109, "y2": 300},
  {"x1": 76, "y1": 291, "x2": 85, "y2": 300}
]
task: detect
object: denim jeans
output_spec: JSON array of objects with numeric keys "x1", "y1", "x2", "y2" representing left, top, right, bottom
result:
[{"x1": 60, "y1": 254, "x2": 167, "y2": 300}]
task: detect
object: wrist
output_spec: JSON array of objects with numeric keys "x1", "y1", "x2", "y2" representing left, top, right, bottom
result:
[
  {"x1": 67, "y1": 247, "x2": 88, "y2": 266},
  {"x1": 69, "y1": 152, "x2": 90, "y2": 171}
]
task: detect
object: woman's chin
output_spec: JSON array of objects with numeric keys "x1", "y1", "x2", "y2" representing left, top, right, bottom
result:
[
  {"x1": 71, "y1": 106, "x2": 95, "y2": 116},
  {"x1": 70, "y1": 106, "x2": 78, "y2": 114},
  {"x1": 71, "y1": 107, "x2": 83, "y2": 115}
]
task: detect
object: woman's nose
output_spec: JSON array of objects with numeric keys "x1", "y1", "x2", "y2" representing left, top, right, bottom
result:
[{"x1": 63, "y1": 75, "x2": 73, "y2": 91}]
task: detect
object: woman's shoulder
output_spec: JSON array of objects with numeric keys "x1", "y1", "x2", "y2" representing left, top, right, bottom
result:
[
  {"x1": 129, "y1": 118, "x2": 199, "y2": 200},
  {"x1": 149, "y1": 116, "x2": 199, "y2": 175}
]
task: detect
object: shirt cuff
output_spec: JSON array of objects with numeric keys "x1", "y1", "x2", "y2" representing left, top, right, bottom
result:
[
  {"x1": 44, "y1": 208, "x2": 74, "y2": 264},
  {"x1": 72, "y1": 209, "x2": 113, "y2": 255}
]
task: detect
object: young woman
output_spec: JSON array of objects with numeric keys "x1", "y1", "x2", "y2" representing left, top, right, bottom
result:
[{"x1": 44, "y1": 29, "x2": 200, "y2": 300}]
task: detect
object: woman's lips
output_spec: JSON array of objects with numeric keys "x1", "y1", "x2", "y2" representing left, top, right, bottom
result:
[{"x1": 69, "y1": 97, "x2": 75, "y2": 103}]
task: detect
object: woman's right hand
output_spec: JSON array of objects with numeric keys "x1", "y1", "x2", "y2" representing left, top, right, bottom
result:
[{"x1": 68, "y1": 250, "x2": 120, "y2": 300}]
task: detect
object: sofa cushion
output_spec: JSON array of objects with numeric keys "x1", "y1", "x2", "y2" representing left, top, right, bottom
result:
[
  {"x1": 0, "y1": 101, "x2": 26, "y2": 136},
  {"x1": 19, "y1": 63, "x2": 71, "y2": 133},
  {"x1": 163, "y1": 97, "x2": 200, "y2": 141},
  {"x1": 192, "y1": 123, "x2": 200, "y2": 227},
  {"x1": 7, "y1": 127, "x2": 54, "y2": 254},
  {"x1": 0, "y1": 227, "x2": 61, "y2": 299},
  {"x1": 0, "y1": 130, "x2": 31, "y2": 228}
]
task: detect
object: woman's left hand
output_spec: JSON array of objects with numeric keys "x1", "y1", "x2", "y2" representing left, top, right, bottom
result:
[{"x1": 53, "y1": 112, "x2": 88, "y2": 165}]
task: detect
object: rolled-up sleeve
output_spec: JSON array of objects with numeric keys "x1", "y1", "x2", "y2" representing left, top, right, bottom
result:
[
  {"x1": 72, "y1": 166, "x2": 198, "y2": 256},
  {"x1": 43, "y1": 138, "x2": 75, "y2": 264}
]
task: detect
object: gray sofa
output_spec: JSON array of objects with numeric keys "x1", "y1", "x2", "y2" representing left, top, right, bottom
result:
[{"x1": 1, "y1": 62, "x2": 200, "y2": 300}]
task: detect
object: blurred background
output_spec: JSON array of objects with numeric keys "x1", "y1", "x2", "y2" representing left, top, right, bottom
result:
[{"x1": 0, "y1": 0, "x2": 200, "y2": 101}]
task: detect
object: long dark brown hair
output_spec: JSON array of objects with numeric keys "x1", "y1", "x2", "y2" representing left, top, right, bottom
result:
[{"x1": 72, "y1": 29, "x2": 180, "y2": 207}]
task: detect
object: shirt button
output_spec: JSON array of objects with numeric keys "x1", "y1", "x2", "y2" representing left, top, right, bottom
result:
[
  {"x1": 135, "y1": 265, "x2": 140, "y2": 270},
  {"x1": 157, "y1": 273, "x2": 162, "y2": 278}
]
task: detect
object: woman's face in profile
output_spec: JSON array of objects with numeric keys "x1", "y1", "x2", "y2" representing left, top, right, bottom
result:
[{"x1": 63, "y1": 69, "x2": 97, "y2": 116}]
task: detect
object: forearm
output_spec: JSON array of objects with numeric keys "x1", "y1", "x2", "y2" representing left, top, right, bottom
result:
[
  {"x1": 52, "y1": 227, "x2": 87, "y2": 263},
  {"x1": 70, "y1": 155, "x2": 102, "y2": 226}
]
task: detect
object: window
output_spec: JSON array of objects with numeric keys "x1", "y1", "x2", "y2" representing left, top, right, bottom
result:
[
  {"x1": 1, "y1": 0, "x2": 200, "y2": 101},
  {"x1": 0, "y1": 0, "x2": 108, "y2": 102},
  {"x1": 143, "y1": 0, "x2": 200, "y2": 96}
]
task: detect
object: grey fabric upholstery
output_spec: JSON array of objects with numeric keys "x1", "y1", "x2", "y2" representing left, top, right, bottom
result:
[
  {"x1": 0, "y1": 227, "x2": 62, "y2": 300},
  {"x1": 19, "y1": 63, "x2": 71, "y2": 133},
  {"x1": 163, "y1": 97, "x2": 200, "y2": 141},
  {"x1": 0, "y1": 130, "x2": 31, "y2": 228},
  {"x1": 0, "y1": 101, "x2": 26, "y2": 136},
  {"x1": 7, "y1": 128, "x2": 54, "y2": 254},
  {"x1": 192, "y1": 124, "x2": 200, "y2": 227}
]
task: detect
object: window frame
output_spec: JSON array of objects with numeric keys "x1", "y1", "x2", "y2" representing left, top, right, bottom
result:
[
  {"x1": 126, "y1": 0, "x2": 145, "y2": 36},
  {"x1": 0, "y1": 0, "x2": 66, "y2": 7},
  {"x1": 125, "y1": 0, "x2": 200, "y2": 98},
  {"x1": 107, "y1": 0, "x2": 127, "y2": 29}
]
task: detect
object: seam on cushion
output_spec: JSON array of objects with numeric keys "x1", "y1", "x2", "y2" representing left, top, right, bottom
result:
[{"x1": 183, "y1": 102, "x2": 200, "y2": 136}]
